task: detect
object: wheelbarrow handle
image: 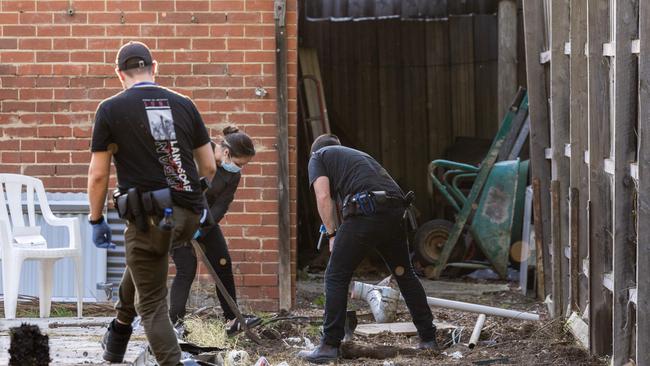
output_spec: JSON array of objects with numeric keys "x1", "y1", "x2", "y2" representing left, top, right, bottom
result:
[{"x1": 430, "y1": 159, "x2": 480, "y2": 173}]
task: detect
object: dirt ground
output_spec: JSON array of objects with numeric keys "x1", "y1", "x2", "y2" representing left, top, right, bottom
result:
[
  {"x1": 0, "y1": 274, "x2": 606, "y2": 366},
  {"x1": 206, "y1": 273, "x2": 605, "y2": 366}
]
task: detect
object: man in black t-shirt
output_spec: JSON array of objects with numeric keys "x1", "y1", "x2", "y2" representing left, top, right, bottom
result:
[
  {"x1": 87, "y1": 41, "x2": 216, "y2": 366},
  {"x1": 298, "y1": 134, "x2": 439, "y2": 363}
]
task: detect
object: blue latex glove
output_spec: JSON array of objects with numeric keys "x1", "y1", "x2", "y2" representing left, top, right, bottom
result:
[{"x1": 92, "y1": 220, "x2": 116, "y2": 249}]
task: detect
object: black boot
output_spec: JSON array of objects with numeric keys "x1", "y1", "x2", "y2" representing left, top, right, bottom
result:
[
  {"x1": 296, "y1": 342, "x2": 340, "y2": 364},
  {"x1": 418, "y1": 337, "x2": 440, "y2": 352},
  {"x1": 101, "y1": 319, "x2": 132, "y2": 363}
]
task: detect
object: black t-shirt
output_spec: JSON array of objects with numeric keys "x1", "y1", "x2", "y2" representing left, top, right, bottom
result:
[
  {"x1": 91, "y1": 84, "x2": 211, "y2": 212},
  {"x1": 308, "y1": 146, "x2": 403, "y2": 200}
]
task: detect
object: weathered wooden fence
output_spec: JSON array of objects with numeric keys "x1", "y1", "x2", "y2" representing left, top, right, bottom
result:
[
  {"x1": 522, "y1": 0, "x2": 647, "y2": 364},
  {"x1": 301, "y1": 15, "x2": 502, "y2": 220}
]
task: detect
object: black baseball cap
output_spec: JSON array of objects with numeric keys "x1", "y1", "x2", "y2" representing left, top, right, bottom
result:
[{"x1": 116, "y1": 41, "x2": 153, "y2": 71}]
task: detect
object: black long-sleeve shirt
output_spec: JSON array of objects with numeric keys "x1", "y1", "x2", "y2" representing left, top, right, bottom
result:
[{"x1": 204, "y1": 166, "x2": 241, "y2": 223}]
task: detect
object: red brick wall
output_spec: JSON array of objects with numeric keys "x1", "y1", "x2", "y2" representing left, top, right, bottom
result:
[{"x1": 0, "y1": 0, "x2": 298, "y2": 311}]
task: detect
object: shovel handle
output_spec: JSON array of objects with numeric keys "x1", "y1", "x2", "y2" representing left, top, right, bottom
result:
[{"x1": 190, "y1": 240, "x2": 263, "y2": 345}]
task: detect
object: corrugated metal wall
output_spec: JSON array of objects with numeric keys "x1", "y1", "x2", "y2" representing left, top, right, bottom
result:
[{"x1": 0, "y1": 193, "x2": 107, "y2": 301}]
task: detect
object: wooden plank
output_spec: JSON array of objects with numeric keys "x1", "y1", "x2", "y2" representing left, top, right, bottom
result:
[
  {"x1": 520, "y1": 186, "x2": 534, "y2": 295},
  {"x1": 274, "y1": 0, "x2": 291, "y2": 311},
  {"x1": 298, "y1": 48, "x2": 329, "y2": 138},
  {"x1": 355, "y1": 321, "x2": 457, "y2": 337},
  {"x1": 532, "y1": 178, "x2": 546, "y2": 299},
  {"x1": 449, "y1": 15, "x2": 476, "y2": 138},
  {"x1": 497, "y1": 0, "x2": 518, "y2": 122},
  {"x1": 568, "y1": 0, "x2": 590, "y2": 314},
  {"x1": 507, "y1": 116, "x2": 531, "y2": 160},
  {"x1": 550, "y1": 180, "x2": 563, "y2": 318},
  {"x1": 425, "y1": 19, "x2": 452, "y2": 218},
  {"x1": 474, "y1": 14, "x2": 498, "y2": 139},
  {"x1": 637, "y1": 0, "x2": 650, "y2": 362},
  {"x1": 586, "y1": 0, "x2": 613, "y2": 356},
  {"x1": 401, "y1": 20, "x2": 430, "y2": 219},
  {"x1": 549, "y1": 0, "x2": 571, "y2": 317},
  {"x1": 611, "y1": 0, "x2": 638, "y2": 363},
  {"x1": 523, "y1": 0, "x2": 553, "y2": 298}
]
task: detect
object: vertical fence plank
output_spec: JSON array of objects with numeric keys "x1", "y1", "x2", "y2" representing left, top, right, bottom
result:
[
  {"x1": 401, "y1": 20, "x2": 430, "y2": 219},
  {"x1": 549, "y1": 0, "x2": 571, "y2": 315},
  {"x1": 426, "y1": 19, "x2": 453, "y2": 218},
  {"x1": 474, "y1": 14, "x2": 499, "y2": 139},
  {"x1": 551, "y1": 180, "x2": 563, "y2": 317},
  {"x1": 637, "y1": 0, "x2": 650, "y2": 362},
  {"x1": 568, "y1": 0, "x2": 590, "y2": 314},
  {"x1": 523, "y1": 0, "x2": 553, "y2": 297},
  {"x1": 449, "y1": 15, "x2": 476, "y2": 138},
  {"x1": 570, "y1": 187, "x2": 580, "y2": 312},
  {"x1": 497, "y1": 0, "x2": 518, "y2": 120},
  {"x1": 378, "y1": 19, "x2": 404, "y2": 186},
  {"x1": 587, "y1": 0, "x2": 613, "y2": 356},
  {"x1": 611, "y1": 0, "x2": 638, "y2": 363}
]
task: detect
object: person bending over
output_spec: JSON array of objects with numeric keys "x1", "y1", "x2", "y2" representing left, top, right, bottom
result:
[
  {"x1": 297, "y1": 134, "x2": 439, "y2": 364},
  {"x1": 169, "y1": 126, "x2": 261, "y2": 335}
]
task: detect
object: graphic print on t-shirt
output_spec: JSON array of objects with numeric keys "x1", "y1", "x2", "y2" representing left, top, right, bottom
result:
[
  {"x1": 145, "y1": 99, "x2": 176, "y2": 140},
  {"x1": 144, "y1": 99, "x2": 192, "y2": 192}
]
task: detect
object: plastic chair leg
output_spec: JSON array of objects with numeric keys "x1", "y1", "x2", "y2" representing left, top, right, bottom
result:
[
  {"x1": 38, "y1": 259, "x2": 56, "y2": 318},
  {"x1": 73, "y1": 255, "x2": 83, "y2": 317},
  {"x1": 2, "y1": 257, "x2": 24, "y2": 319}
]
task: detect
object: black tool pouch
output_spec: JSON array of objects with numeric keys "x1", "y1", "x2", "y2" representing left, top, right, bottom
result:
[
  {"x1": 127, "y1": 187, "x2": 149, "y2": 232},
  {"x1": 113, "y1": 190, "x2": 130, "y2": 219},
  {"x1": 140, "y1": 188, "x2": 172, "y2": 217}
]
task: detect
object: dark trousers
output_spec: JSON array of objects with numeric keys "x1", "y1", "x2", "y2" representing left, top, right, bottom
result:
[
  {"x1": 169, "y1": 224, "x2": 238, "y2": 323},
  {"x1": 115, "y1": 206, "x2": 200, "y2": 366},
  {"x1": 322, "y1": 209, "x2": 436, "y2": 347}
]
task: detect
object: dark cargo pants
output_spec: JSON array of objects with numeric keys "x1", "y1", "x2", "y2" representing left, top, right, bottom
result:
[
  {"x1": 322, "y1": 208, "x2": 436, "y2": 347},
  {"x1": 115, "y1": 205, "x2": 200, "y2": 366}
]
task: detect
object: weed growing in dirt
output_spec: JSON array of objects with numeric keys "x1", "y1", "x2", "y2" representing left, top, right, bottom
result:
[
  {"x1": 313, "y1": 294, "x2": 326, "y2": 307},
  {"x1": 184, "y1": 316, "x2": 238, "y2": 349}
]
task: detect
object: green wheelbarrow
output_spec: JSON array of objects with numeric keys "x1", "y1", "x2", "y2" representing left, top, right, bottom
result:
[{"x1": 414, "y1": 89, "x2": 530, "y2": 279}]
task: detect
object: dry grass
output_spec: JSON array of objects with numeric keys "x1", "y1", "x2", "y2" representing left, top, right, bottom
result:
[{"x1": 184, "y1": 316, "x2": 238, "y2": 349}]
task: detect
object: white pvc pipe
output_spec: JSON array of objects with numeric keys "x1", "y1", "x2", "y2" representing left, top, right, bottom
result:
[
  {"x1": 351, "y1": 282, "x2": 540, "y2": 322},
  {"x1": 468, "y1": 314, "x2": 486, "y2": 349},
  {"x1": 424, "y1": 296, "x2": 539, "y2": 321}
]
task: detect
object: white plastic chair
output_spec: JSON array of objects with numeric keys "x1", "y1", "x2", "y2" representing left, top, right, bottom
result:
[{"x1": 0, "y1": 174, "x2": 83, "y2": 319}]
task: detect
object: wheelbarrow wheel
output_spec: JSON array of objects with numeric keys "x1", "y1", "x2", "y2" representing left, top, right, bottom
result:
[{"x1": 413, "y1": 219, "x2": 469, "y2": 278}]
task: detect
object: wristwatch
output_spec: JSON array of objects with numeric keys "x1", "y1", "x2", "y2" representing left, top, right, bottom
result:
[
  {"x1": 324, "y1": 229, "x2": 337, "y2": 239},
  {"x1": 88, "y1": 214, "x2": 104, "y2": 225}
]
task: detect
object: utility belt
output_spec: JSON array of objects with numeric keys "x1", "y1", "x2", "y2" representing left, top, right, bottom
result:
[
  {"x1": 113, "y1": 187, "x2": 173, "y2": 232},
  {"x1": 342, "y1": 191, "x2": 414, "y2": 219}
]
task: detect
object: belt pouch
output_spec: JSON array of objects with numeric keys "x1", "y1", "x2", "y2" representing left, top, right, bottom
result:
[{"x1": 127, "y1": 187, "x2": 149, "y2": 232}]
